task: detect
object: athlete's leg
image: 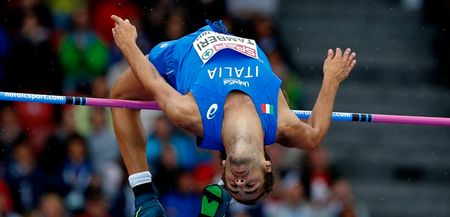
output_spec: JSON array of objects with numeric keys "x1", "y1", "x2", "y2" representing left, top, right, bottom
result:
[
  {"x1": 110, "y1": 67, "x2": 167, "y2": 217},
  {"x1": 111, "y1": 67, "x2": 152, "y2": 175}
]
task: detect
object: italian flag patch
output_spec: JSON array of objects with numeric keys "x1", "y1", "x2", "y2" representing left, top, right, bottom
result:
[{"x1": 261, "y1": 104, "x2": 274, "y2": 115}]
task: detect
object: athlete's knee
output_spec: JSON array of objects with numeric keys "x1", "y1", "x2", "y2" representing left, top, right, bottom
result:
[
  {"x1": 111, "y1": 69, "x2": 153, "y2": 101},
  {"x1": 110, "y1": 80, "x2": 126, "y2": 99},
  {"x1": 110, "y1": 74, "x2": 138, "y2": 100}
]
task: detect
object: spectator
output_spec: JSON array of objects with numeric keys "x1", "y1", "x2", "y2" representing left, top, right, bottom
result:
[
  {"x1": 3, "y1": 133, "x2": 44, "y2": 214},
  {"x1": 301, "y1": 147, "x2": 340, "y2": 205},
  {"x1": 38, "y1": 106, "x2": 79, "y2": 195},
  {"x1": 85, "y1": 107, "x2": 121, "y2": 205},
  {"x1": 44, "y1": 0, "x2": 87, "y2": 31},
  {"x1": 107, "y1": 162, "x2": 134, "y2": 217},
  {"x1": 31, "y1": 193, "x2": 69, "y2": 217},
  {"x1": 140, "y1": 0, "x2": 173, "y2": 45},
  {"x1": 267, "y1": 50, "x2": 303, "y2": 109},
  {"x1": 3, "y1": 8, "x2": 63, "y2": 94},
  {"x1": 58, "y1": 6, "x2": 109, "y2": 93},
  {"x1": 86, "y1": 107, "x2": 119, "y2": 174},
  {"x1": 76, "y1": 186, "x2": 110, "y2": 217},
  {"x1": 192, "y1": 153, "x2": 222, "y2": 193},
  {"x1": 252, "y1": 15, "x2": 297, "y2": 71},
  {"x1": 90, "y1": 75, "x2": 109, "y2": 99},
  {"x1": 0, "y1": 105, "x2": 23, "y2": 163},
  {"x1": 181, "y1": 0, "x2": 227, "y2": 31},
  {"x1": 226, "y1": 0, "x2": 279, "y2": 19},
  {"x1": 146, "y1": 115, "x2": 200, "y2": 172},
  {"x1": 38, "y1": 138, "x2": 67, "y2": 196},
  {"x1": 0, "y1": 180, "x2": 20, "y2": 217},
  {"x1": 329, "y1": 179, "x2": 370, "y2": 217},
  {"x1": 40, "y1": 106, "x2": 78, "y2": 164},
  {"x1": 2, "y1": 0, "x2": 53, "y2": 33},
  {"x1": 62, "y1": 133, "x2": 93, "y2": 212},
  {"x1": 264, "y1": 175, "x2": 313, "y2": 217},
  {"x1": 164, "y1": 7, "x2": 187, "y2": 40},
  {"x1": 13, "y1": 102, "x2": 56, "y2": 151},
  {"x1": 251, "y1": 15, "x2": 278, "y2": 52},
  {"x1": 73, "y1": 77, "x2": 111, "y2": 136},
  {"x1": 161, "y1": 170, "x2": 201, "y2": 217}
]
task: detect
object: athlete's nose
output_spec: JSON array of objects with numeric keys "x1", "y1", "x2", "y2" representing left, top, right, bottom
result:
[{"x1": 235, "y1": 178, "x2": 245, "y2": 186}]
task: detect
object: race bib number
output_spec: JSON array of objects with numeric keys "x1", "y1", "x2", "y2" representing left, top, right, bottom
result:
[{"x1": 193, "y1": 31, "x2": 259, "y2": 64}]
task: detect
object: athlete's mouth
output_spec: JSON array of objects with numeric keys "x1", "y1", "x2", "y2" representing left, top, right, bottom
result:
[{"x1": 231, "y1": 169, "x2": 248, "y2": 177}]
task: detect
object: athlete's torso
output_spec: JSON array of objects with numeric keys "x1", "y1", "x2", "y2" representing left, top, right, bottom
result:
[{"x1": 149, "y1": 21, "x2": 282, "y2": 150}]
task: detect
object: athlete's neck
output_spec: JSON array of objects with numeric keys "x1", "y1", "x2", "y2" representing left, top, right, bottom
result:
[{"x1": 222, "y1": 91, "x2": 264, "y2": 158}]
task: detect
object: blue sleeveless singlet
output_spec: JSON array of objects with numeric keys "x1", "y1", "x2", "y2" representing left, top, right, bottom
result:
[{"x1": 148, "y1": 21, "x2": 282, "y2": 150}]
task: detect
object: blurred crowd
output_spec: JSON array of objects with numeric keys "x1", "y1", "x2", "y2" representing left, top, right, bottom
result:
[
  {"x1": 0, "y1": 0, "x2": 367, "y2": 216},
  {"x1": 422, "y1": 0, "x2": 450, "y2": 85}
]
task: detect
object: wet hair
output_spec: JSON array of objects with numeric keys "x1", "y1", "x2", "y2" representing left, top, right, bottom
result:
[{"x1": 219, "y1": 150, "x2": 275, "y2": 205}]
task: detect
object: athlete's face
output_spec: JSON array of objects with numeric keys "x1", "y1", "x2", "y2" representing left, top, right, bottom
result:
[{"x1": 222, "y1": 156, "x2": 272, "y2": 203}]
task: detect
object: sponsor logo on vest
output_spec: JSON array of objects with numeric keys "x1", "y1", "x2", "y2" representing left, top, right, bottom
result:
[
  {"x1": 223, "y1": 78, "x2": 250, "y2": 87},
  {"x1": 206, "y1": 103, "x2": 218, "y2": 120},
  {"x1": 193, "y1": 31, "x2": 258, "y2": 63},
  {"x1": 202, "y1": 49, "x2": 213, "y2": 60}
]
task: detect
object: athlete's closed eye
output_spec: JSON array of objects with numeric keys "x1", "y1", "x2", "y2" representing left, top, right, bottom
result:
[
  {"x1": 244, "y1": 188, "x2": 258, "y2": 194},
  {"x1": 229, "y1": 189, "x2": 239, "y2": 195}
]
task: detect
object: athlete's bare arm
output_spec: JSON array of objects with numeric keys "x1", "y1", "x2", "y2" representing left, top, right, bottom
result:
[
  {"x1": 276, "y1": 48, "x2": 356, "y2": 149},
  {"x1": 111, "y1": 15, "x2": 202, "y2": 135}
]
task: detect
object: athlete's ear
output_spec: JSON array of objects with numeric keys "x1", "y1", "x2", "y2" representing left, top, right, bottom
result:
[
  {"x1": 221, "y1": 160, "x2": 226, "y2": 169},
  {"x1": 263, "y1": 161, "x2": 272, "y2": 173}
]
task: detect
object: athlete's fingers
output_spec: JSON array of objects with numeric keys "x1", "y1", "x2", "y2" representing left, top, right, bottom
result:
[
  {"x1": 348, "y1": 59, "x2": 357, "y2": 71},
  {"x1": 335, "y1": 48, "x2": 342, "y2": 58},
  {"x1": 343, "y1": 48, "x2": 351, "y2": 62},
  {"x1": 347, "y1": 52, "x2": 356, "y2": 66},
  {"x1": 125, "y1": 19, "x2": 130, "y2": 24},
  {"x1": 326, "y1": 49, "x2": 334, "y2": 60},
  {"x1": 111, "y1": 15, "x2": 125, "y2": 24}
]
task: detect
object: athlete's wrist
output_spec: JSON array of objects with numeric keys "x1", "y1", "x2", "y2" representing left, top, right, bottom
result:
[
  {"x1": 119, "y1": 42, "x2": 140, "y2": 57},
  {"x1": 322, "y1": 76, "x2": 341, "y2": 90}
]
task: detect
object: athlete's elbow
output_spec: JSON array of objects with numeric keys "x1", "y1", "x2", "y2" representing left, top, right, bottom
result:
[
  {"x1": 164, "y1": 99, "x2": 188, "y2": 128},
  {"x1": 289, "y1": 137, "x2": 321, "y2": 150},
  {"x1": 308, "y1": 128, "x2": 328, "y2": 149},
  {"x1": 166, "y1": 106, "x2": 184, "y2": 124},
  {"x1": 302, "y1": 138, "x2": 322, "y2": 150}
]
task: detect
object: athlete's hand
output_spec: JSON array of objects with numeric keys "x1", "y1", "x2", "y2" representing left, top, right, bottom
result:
[
  {"x1": 111, "y1": 15, "x2": 137, "y2": 51},
  {"x1": 323, "y1": 48, "x2": 356, "y2": 84}
]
